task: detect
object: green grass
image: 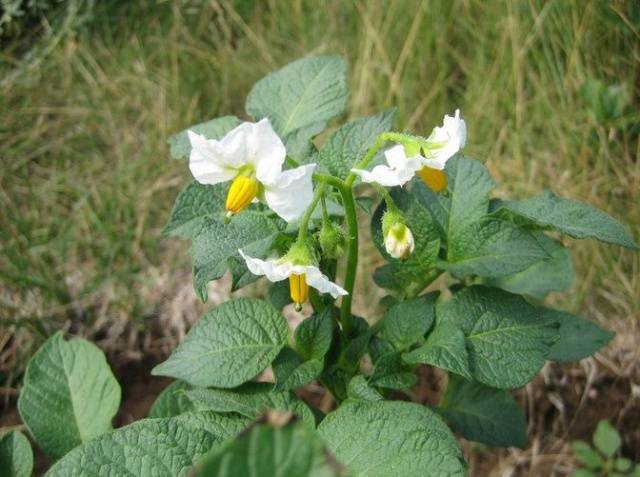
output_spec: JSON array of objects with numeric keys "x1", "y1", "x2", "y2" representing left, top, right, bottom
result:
[{"x1": 1, "y1": 0, "x2": 638, "y2": 362}]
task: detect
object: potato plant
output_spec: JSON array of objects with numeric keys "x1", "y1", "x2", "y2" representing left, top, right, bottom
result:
[{"x1": 6, "y1": 56, "x2": 637, "y2": 477}]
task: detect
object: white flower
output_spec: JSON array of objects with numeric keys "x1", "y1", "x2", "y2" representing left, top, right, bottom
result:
[
  {"x1": 422, "y1": 108, "x2": 466, "y2": 170},
  {"x1": 188, "y1": 118, "x2": 315, "y2": 222},
  {"x1": 349, "y1": 109, "x2": 466, "y2": 187},
  {"x1": 351, "y1": 145, "x2": 424, "y2": 187},
  {"x1": 239, "y1": 250, "x2": 348, "y2": 300}
]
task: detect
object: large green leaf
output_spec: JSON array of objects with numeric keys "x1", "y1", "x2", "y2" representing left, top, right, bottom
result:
[
  {"x1": 152, "y1": 299, "x2": 289, "y2": 387},
  {"x1": 371, "y1": 188, "x2": 441, "y2": 286},
  {"x1": 148, "y1": 381, "x2": 194, "y2": 418},
  {"x1": 403, "y1": 320, "x2": 471, "y2": 379},
  {"x1": 318, "y1": 401, "x2": 466, "y2": 477},
  {"x1": 543, "y1": 309, "x2": 614, "y2": 362},
  {"x1": 488, "y1": 233, "x2": 575, "y2": 299},
  {"x1": 493, "y1": 190, "x2": 638, "y2": 249},
  {"x1": 446, "y1": 218, "x2": 548, "y2": 279},
  {"x1": 191, "y1": 212, "x2": 279, "y2": 302},
  {"x1": 378, "y1": 295, "x2": 435, "y2": 350},
  {"x1": 439, "y1": 376, "x2": 528, "y2": 448},
  {"x1": 45, "y1": 411, "x2": 251, "y2": 477},
  {"x1": 294, "y1": 308, "x2": 334, "y2": 361},
  {"x1": 168, "y1": 115, "x2": 241, "y2": 159},
  {"x1": 316, "y1": 109, "x2": 396, "y2": 179},
  {"x1": 163, "y1": 182, "x2": 228, "y2": 238},
  {"x1": 0, "y1": 431, "x2": 33, "y2": 477},
  {"x1": 184, "y1": 382, "x2": 316, "y2": 428},
  {"x1": 246, "y1": 56, "x2": 349, "y2": 161},
  {"x1": 438, "y1": 287, "x2": 558, "y2": 389},
  {"x1": 18, "y1": 332, "x2": 121, "y2": 460},
  {"x1": 196, "y1": 424, "x2": 337, "y2": 477}
]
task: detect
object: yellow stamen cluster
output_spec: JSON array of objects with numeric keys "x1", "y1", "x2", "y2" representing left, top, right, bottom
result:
[
  {"x1": 417, "y1": 167, "x2": 447, "y2": 193},
  {"x1": 289, "y1": 273, "x2": 309, "y2": 310},
  {"x1": 225, "y1": 175, "x2": 258, "y2": 215}
]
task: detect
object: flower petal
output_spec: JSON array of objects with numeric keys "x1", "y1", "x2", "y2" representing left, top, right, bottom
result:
[
  {"x1": 263, "y1": 164, "x2": 316, "y2": 222},
  {"x1": 304, "y1": 266, "x2": 348, "y2": 298},
  {"x1": 188, "y1": 131, "x2": 238, "y2": 184},
  {"x1": 424, "y1": 109, "x2": 467, "y2": 169},
  {"x1": 248, "y1": 119, "x2": 287, "y2": 184},
  {"x1": 238, "y1": 250, "x2": 291, "y2": 282}
]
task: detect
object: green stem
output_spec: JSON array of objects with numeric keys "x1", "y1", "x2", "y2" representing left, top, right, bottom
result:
[
  {"x1": 373, "y1": 184, "x2": 399, "y2": 213},
  {"x1": 313, "y1": 173, "x2": 357, "y2": 337},
  {"x1": 338, "y1": 184, "x2": 358, "y2": 337},
  {"x1": 296, "y1": 183, "x2": 326, "y2": 243}
]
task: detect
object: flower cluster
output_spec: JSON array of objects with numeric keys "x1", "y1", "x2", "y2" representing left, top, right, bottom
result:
[{"x1": 187, "y1": 110, "x2": 465, "y2": 309}]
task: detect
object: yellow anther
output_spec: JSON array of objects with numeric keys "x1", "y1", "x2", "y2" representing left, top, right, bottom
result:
[
  {"x1": 417, "y1": 167, "x2": 447, "y2": 193},
  {"x1": 289, "y1": 273, "x2": 309, "y2": 309},
  {"x1": 225, "y1": 175, "x2": 258, "y2": 215}
]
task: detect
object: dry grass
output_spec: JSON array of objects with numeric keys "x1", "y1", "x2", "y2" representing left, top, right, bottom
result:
[{"x1": 1, "y1": 0, "x2": 639, "y2": 474}]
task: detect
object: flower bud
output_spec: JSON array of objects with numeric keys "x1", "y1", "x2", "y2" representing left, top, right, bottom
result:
[
  {"x1": 319, "y1": 222, "x2": 346, "y2": 259},
  {"x1": 382, "y1": 210, "x2": 414, "y2": 260}
]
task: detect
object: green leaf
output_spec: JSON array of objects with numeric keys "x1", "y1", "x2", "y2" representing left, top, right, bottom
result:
[
  {"x1": 168, "y1": 115, "x2": 241, "y2": 160},
  {"x1": 18, "y1": 332, "x2": 121, "y2": 461},
  {"x1": 379, "y1": 295, "x2": 435, "y2": 350},
  {"x1": 148, "y1": 381, "x2": 194, "y2": 418},
  {"x1": 445, "y1": 156, "x2": 495, "y2": 242},
  {"x1": 439, "y1": 376, "x2": 527, "y2": 448},
  {"x1": 152, "y1": 299, "x2": 289, "y2": 388},
  {"x1": 493, "y1": 190, "x2": 638, "y2": 249},
  {"x1": 267, "y1": 280, "x2": 291, "y2": 310},
  {"x1": 163, "y1": 182, "x2": 228, "y2": 238},
  {"x1": 246, "y1": 56, "x2": 349, "y2": 162},
  {"x1": 196, "y1": 424, "x2": 337, "y2": 477},
  {"x1": 45, "y1": 411, "x2": 251, "y2": 477},
  {"x1": 272, "y1": 347, "x2": 323, "y2": 391},
  {"x1": 438, "y1": 286, "x2": 558, "y2": 389},
  {"x1": 367, "y1": 336, "x2": 396, "y2": 364},
  {"x1": 572, "y1": 441, "x2": 603, "y2": 469},
  {"x1": 294, "y1": 308, "x2": 334, "y2": 361},
  {"x1": 488, "y1": 233, "x2": 575, "y2": 300},
  {"x1": 0, "y1": 431, "x2": 33, "y2": 477},
  {"x1": 593, "y1": 420, "x2": 621, "y2": 457},
  {"x1": 347, "y1": 375, "x2": 384, "y2": 402},
  {"x1": 446, "y1": 218, "x2": 548, "y2": 279},
  {"x1": 184, "y1": 382, "x2": 315, "y2": 428},
  {"x1": 316, "y1": 109, "x2": 396, "y2": 179},
  {"x1": 371, "y1": 188, "x2": 441, "y2": 285},
  {"x1": 410, "y1": 179, "x2": 450, "y2": 237},
  {"x1": 372, "y1": 264, "x2": 404, "y2": 291},
  {"x1": 544, "y1": 309, "x2": 614, "y2": 362},
  {"x1": 318, "y1": 401, "x2": 466, "y2": 477},
  {"x1": 369, "y1": 352, "x2": 417, "y2": 390},
  {"x1": 191, "y1": 213, "x2": 279, "y2": 302},
  {"x1": 615, "y1": 458, "x2": 633, "y2": 472},
  {"x1": 403, "y1": 321, "x2": 471, "y2": 379}
]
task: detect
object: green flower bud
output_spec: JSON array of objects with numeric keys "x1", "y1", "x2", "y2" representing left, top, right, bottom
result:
[{"x1": 319, "y1": 222, "x2": 347, "y2": 259}]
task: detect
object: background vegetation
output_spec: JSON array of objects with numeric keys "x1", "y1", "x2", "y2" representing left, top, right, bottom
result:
[{"x1": 1, "y1": 1, "x2": 639, "y2": 475}]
